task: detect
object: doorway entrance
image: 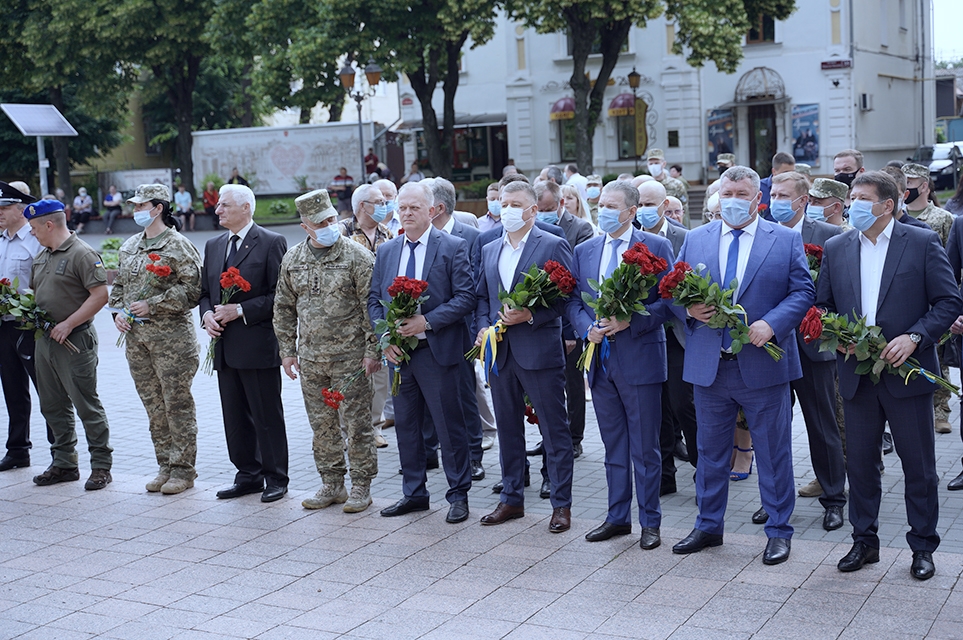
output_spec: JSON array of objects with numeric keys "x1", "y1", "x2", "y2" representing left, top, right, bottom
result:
[{"x1": 748, "y1": 104, "x2": 776, "y2": 177}]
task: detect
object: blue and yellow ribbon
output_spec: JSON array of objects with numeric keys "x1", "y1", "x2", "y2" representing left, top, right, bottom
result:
[{"x1": 480, "y1": 321, "x2": 507, "y2": 382}]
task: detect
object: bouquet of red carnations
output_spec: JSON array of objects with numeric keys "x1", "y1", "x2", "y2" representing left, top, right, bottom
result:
[
  {"x1": 116, "y1": 253, "x2": 173, "y2": 348},
  {"x1": 202, "y1": 266, "x2": 251, "y2": 374}
]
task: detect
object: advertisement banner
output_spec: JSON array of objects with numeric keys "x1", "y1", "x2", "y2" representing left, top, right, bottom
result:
[
  {"x1": 791, "y1": 104, "x2": 820, "y2": 166},
  {"x1": 707, "y1": 109, "x2": 734, "y2": 166}
]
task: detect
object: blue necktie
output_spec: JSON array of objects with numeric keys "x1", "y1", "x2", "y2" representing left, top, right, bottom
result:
[
  {"x1": 405, "y1": 240, "x2": 418, "y2": 279},
  {"x1": 722, "y1": 229, "x2": 743, "y2": 350},
  {"x1": 603, "y1": 239, "x2": 623, "y2": 280}
]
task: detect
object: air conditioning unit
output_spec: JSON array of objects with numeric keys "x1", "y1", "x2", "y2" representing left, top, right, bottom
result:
[{"x1": 859, "y1": 93, "x2": 873, "y2": 111}]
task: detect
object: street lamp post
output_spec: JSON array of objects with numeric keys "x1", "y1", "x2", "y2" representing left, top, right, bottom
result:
[
  {"x1": 628, "y1": 67, "x2": 641, "y2": 174},
  {"x1": 340, "y1": 60, "x2": 383, "y2": 183}
]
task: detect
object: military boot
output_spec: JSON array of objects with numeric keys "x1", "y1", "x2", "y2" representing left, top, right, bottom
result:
[
  {"x1": 302, "y1": 482, "x2": 347, "y2": 510},
  {"x1": 343, "y1": 482, "x2": 372, "y2": 513},
  {"x1": 146, "y1": 472, "x2": 170, "y2": 493}
]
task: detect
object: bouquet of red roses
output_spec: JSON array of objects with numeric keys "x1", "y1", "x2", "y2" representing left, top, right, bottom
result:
[
  {"x1": 202, "y1": 266, "x2": 252, "y2": 374},
  {"x1": 659, "y1": 261, "x2": 784, "y2": 361},
  {"x1": 374, "y1": 276, "x2": 430, "y2": 395},
  {"x1": 467, "y1": 260, "x2": 576, "y2": 379},
  {"x1": 804, "y1": 244, "x2": 823, "y2": 283},
  {"x1": 800, "y1": 306, "x2": 958, "y2": 394},
  {"x1": 577, "y1": 242, "x2": 668, "y2": 372},
  {"x1": 115, "y1": 253, "x2": 173, "y2": 348}
]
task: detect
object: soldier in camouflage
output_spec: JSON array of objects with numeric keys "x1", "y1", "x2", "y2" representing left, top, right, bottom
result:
[
  {"x1": 109, "y1": 184, "x2": 202, "y2": 494},
  {"x1": 274, "y1": 188, "x2": 382, "y2": 513},
  {"x1": 646, "y1": 149, "x2": 689, "y2": 218}
]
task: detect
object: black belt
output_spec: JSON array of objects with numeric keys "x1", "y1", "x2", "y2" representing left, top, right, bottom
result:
[
  {"x1": 720, "y1": 351, "x2": 737, "y2": 361},
  {"x1": 413, "y1": 339, "x2": 429, "y2": 351}
]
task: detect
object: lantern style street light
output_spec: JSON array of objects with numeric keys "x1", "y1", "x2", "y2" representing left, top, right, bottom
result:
[
  {"x1": 340, "y1": 59, "x2": 383, "y2": 181},
  {"x1": 628, "y1": 67, "x2": 641, "y2": 173}
]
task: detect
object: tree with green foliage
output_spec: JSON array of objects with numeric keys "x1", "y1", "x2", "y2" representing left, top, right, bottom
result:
[{"x1": 509, "y1": 0, "x2": 796, "y2": 173}]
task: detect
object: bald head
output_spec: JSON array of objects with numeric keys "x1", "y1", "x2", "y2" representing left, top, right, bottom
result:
[
  {"x1": 637, "y1": 180, "x2": 667, "y2": 204},
  {"x1": 631, "y1": 175, "x2": 654, "y2": 188}
]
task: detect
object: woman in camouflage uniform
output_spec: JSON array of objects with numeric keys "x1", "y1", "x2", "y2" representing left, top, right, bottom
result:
[{"x1": 109, "y1": 184, "x2": 202, "y2": 494}]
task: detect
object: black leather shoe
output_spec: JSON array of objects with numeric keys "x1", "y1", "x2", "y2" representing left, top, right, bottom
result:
[
  {"x1": 426, "y1": 454, "x2": 439, "y2": 470},
  {"x1": 585, "y1": 522, "x2": 632, "y2": 542},
  {"x1": 526, "y1": 441, "x2": 543, "y2": 457},
  {"x1": 911, "y1": 550, "x2": 935, "y2": 580},
  {"x1": 763, "y1": 537, "x2": 791, "y2": 565},
  {"x1": 261, "y1": 485, "x2": 287, "y2": 502},
  {"x1": 446, "y1": 500, "x2": 469, "y2": 523},
  {"x1": 0, "y1": 454, "x2": 29, "y2": 471},
  {"x1": 882, "y1": 431, "x2": 894, "y2": 455},
  {"x1": 672, "y1": 529, "x2": 723, "y2": 554},
  {"x1": 573, "y1": 443, "x2": 583, "y2": 458},
  {"x1": 673, "y1": 440, "x2": 690, "y2": 462},
  {"x1": 470, "y1": 460, "x2": 485, "y2": 481},
  {"x1": 640, "y1": 527, "x2": 661, "y2": 550},
  {"x1": 380, "y1": 496, "x2": 430, "y2": 517},
  {"x1": 660, "y1": 482, "x2": 677, "y2": 497},
  {"x1": 948, "y1": 469, "x2": 963, "y2": 491},
  {"x1": 823, "y1": 505, "x2": 844, "y2": 531},
  {"x1": 492, "y1": 471, "x2": 530, "y2": 494},
  {"x1": 539, "y1": 478, "x2": 551, "y2": 499},
  {"x1": 837, "y1": 541, "x2": 880, "y2": 572},
  {"x1": 751, "y1": 506, "x2": 769, "y2": 524},
  {"x1": 216, "y1": 482, "x2": 264, "y2": 499}
]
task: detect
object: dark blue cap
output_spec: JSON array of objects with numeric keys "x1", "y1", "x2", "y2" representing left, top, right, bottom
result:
[{"x1": 23, "y1": 199, "x2": 65, "y2": 219}]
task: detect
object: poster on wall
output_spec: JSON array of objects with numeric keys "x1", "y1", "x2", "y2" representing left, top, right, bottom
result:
[
  {"x1": 791, "y1": 104, "x2": 820, "y2": 167},
  {"x1": 707, "y1": 109, "x2": 734, "y2": 166}
]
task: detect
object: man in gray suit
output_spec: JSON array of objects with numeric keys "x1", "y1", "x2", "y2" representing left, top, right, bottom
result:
[{"x1": 817, "y1": 171, "x2": 961, "y2": 581}]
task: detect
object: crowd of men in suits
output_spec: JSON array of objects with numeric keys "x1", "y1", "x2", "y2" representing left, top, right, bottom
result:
[{"x1": 2, "y1": 146, "x2": 962, "y2": 584}]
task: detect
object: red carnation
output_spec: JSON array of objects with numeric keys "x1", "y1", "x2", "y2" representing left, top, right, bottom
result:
[
  {"x1": 148, "y1": 253, "x2": 161, "y2": 262},
  {"x1": 146, "y1": 263, "x2": 172, "y2": 278},
  {"x1": 322, "y1": 388, "x2": 345, "y2": 410},
  {"x1": 799, "y1": 306, "x2": 825, "y2": 343},
  {"x1": 658, "y1": 261, "x2": 693, "y2": 299}
]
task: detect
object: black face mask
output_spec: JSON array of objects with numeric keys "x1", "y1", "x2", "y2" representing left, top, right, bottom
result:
[
  {"x1": 834, "y1": 171, "x2": 857, "y2": 187},
  {"x1": 905, "y1": 187, "x2": 921, "y2": 205}
]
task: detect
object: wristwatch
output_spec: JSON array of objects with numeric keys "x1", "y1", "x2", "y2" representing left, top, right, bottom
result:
[
  {"x1": 909, "y1": 332, "x2": 922, "y2": 344},
  {"x1": 424, "y1": 318, "x2": 432, "y2": 331},
  {"x1": 236, "y1": 303, "x2": 244, "y2": 317}
]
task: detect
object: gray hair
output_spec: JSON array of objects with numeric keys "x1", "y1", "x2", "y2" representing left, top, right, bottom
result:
[
  {"x1": 534, "y1": 181, "x2": 561, "y2": 208},
  {"x1": 545, "y1": 165, "x2": 564, "y2": 184},
  {"x1": 351, "y1": 183, "x2": 381, "y2": 212},
  {"x1": 398, "y1": 181, "x2": 434, "y2": 208},
  {"x1": 220, "y1": 184, "x2": 256, "y2": 214},
  {"x1": 721, "y1": 166, "x2": 761, "y2": 193},
  {"x1": 502, "y1": 180, "x2": 537, "y2": 205},
  {"x1": 373, "y1": 178, "x2": 397, "y2": 198},
  {"x1": 602, "y1": 180, "x2": 639, "y2": 209},
  {"x1": 430, "y1": 177, "x2": 456, "y2": 216}
]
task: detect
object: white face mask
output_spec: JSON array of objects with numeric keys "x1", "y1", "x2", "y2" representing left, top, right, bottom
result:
[
  {"x1": 648, "y1": 163, "x2": 664, "y2": 178},
  {"x1": 500, "y1": 206, "x2": 528, "y2": 232}
]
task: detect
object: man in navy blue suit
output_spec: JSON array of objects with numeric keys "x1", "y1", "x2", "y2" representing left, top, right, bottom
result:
[
  {"x1": 670, "y1": 166, "x2": 814, "y2": 565},
  {"x1": 817, "y1": 171, "x2": 960, "y2": 581},
  {"x1": 368, "y1": 182, "x2": 476, "y2": 524},
  {"x1": 566, "y1": 180, "x2": 675, "y2": 549},
  {"x1": 474, "y1": 181, "x2": 575, "y2": 533}
]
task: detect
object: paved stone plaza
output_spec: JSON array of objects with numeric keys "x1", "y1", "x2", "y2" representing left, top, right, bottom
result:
[{"x1": 1, "y1": 226, "x2": 963, "y2": 639}]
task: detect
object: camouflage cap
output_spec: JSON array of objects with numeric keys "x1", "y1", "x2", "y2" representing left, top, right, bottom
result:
[
  {"x1": 901, "y1": 163, "x2": 930, "y2": 180},
  {"x1": 795, "y1": 163, "x2": 812, "y2": 176},
  {"x1": 716, "y1": 153, "x2": 736, "y2": 167},
  {"x1": 809, "y1": 178, "x2": 849, "y2": 201},
  {"x1": 128, "y1": 183, "x2": 171, "y2": 203},
  {"x1": 295, "y1": 188, "x2": 338, "y2": 223},
  {"x1": 646, "y1": 148, "x2": 665, "y2": 161},
  {"x1": 586, "y1": 174, "x2": 602, "y2": 186}
]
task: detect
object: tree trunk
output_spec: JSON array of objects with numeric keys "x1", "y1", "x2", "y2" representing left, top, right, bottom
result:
[
  {"x1": 328, "y1": 93, "x2": 345, "y2": 122},
  {"x1": 239, "y1": 63, "x2": 255, "y2": 128},
  {"x1": 566, "y1": 10, "x2": 596, "y2": 175},
  {"x1": 48, "y1": 86, "x2": 72, "y2": 200},
  {"x1": 408, "y1": 49, "x2": 450, "y2": 179},
  {"x1": 159, "y1": 55, "x2": 202, "y2": 195},
  {"x1": 441, "y1": 33, "x2": 469, "y2": 176},
  {"x1": 299, "y1": 106, "x2": 312, "y2": 124}
]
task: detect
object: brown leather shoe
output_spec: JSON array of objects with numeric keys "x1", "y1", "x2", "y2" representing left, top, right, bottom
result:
[
  {"x1": 549, "y1": 507, "x2": 571, "y2": 533},
  {"x1": 480, "y1": 503, "x2": 524, "y2": 525}
]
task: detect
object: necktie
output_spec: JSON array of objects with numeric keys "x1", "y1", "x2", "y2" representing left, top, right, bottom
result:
[
  {"x1": 226, "y1": 235, "x2": 239, "y2": 268},
  {"x1": 405, "y1": 240, "x2": 418, "y2": 279},
  {"x1": 603, "y1": 239, "x2": 623, "y2": 280},
  {"x1": 722, "y1": 229, "x2": 743, "y2": 350}
]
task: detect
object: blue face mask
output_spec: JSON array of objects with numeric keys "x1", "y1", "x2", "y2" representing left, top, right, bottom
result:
[
  {"x1": 134, "y1": 208, "x2": 156, "y2": 228},
  {"x1": 371, "y1": 204, "x2": 389, "y2": 223},
  {"x1": 487, "y1": 200, "x2": 501, "y2": 217},
  {"x1": 313, "y1": 224, "x2": 342, "y2": 247},
  {"x1": 385, "y1": 200, "x2": 397, "y2": 215},
  {"x1": 848, "y1": 199, "x2": 882, "y2": 232},
  {"x1": 720, "y1": 198, "x2": 753, "y2": 227},
  {"x1": 805, "y1": 204, "x2": 825, "y2": 221},
  {"x1": 768, "y1": 199, "x2": 797, "y2": 223},
  {"x1": 537, "y1": 211, "x2": 559, "y2": 225},
  {"x1": 636, "y1": 206, "x2": 661, "y2": 229},
  {"x1": 586, "y1": 186, "x2": 601, "y2": 200},
  {"x1": 598, "y1": 207, "x2": 625, "y2": 234}
]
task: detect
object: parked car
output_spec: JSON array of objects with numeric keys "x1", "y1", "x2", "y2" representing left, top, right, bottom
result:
[{"x1": 910, "y1": 143, "x2": 963, "y2": 190}]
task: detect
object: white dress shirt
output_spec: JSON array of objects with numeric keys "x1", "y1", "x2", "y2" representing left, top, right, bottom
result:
[
  {"x1": 858, "y1": 217, "x2": 894, "y2": 326},
  {"x1": 718, "y1": 215, "x2": 759, "y2": 303},
  {"x1": 790, "y1": 215, "x2": 804, "y2": 234},
  {"x1": 397, "y1": 226, "x2": 432, "y2": 339},
  {"x1": 0, "y1": 223, "x2": 41, "y2": 294},
  {"x1": 498, "y1": 228, "x2": 532, "y2": 292},
  {"x1": 441, "y1": 215, "x2": 456, "y2": 235},
  {"x1": 598, "y1": 225, "x2": 635, "y2": 282},
  {"x1": 226, "y1": 219, "x2": 255, "y2": 262}
]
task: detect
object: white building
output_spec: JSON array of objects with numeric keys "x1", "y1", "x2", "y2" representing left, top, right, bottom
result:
[{"x1": 397, "y1": 0, "x2": 935, "y2": 183}]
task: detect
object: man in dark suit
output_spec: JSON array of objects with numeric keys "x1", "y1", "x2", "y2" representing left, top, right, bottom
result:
[
  {"x1": 770, "y1": 171, "x2": 846, "y2": 531},
  {"x1": 566, "y1": 180, "x2": 675, "y2": 549},
  {"x1": 474, "y1": 180, "x2": 575, "y2": 533},
  {"x1": 945, "y1": 214, "x2": 963, "y2": 491},
  {"x1": 368, "y1": 182, "x2": 476, "y2": 524},
  {"x1": 670, "y1": 166, "x2": 814, "y2": 566},
  {"x1": 636, "y1": 180, "x2": 697, "y2": 493},
  {"x1": 816, "y1": 171, "x2": 961, "y2": 581},
  {"x1": 200, "y1": 184, "x2": 289, "y2": 502}
]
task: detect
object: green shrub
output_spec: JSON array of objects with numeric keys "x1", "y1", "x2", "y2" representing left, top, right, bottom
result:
[
  {"x1": 459, "y1": 179, "x2": 494, "y2": 200},
  {"x1": 268, "y1": 201, "x2": 294, "y2": 217},
  {"x1": 601, "y1": 173, "x2": 620, "y2": 185},
  {"x1": 100, "y1": 237, "x2": 123, "y2": 251},
  {"x1": 101, "y1": 250, "x2": 119, "y2": 270},
  {"x1": 202, "y1": 172, "x2": 225, "y2": 191}
]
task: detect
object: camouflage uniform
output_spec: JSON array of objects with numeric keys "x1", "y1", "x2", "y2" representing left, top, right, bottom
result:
[
  {"x1": 908, "y1": 202, "x2": 954, "y2": 248},
  {"x1": 273, "y1": 235, "x2": 380, "y2": 485},
  {"x1": 659, "y1": 175, "x2": 689, "y2": 216},
  {"x1": 108, "y1": 227, "x2": 202, "y2": 480},
  {"x1": 340, "y1": 217, "x2": 393, "y2": 252}
]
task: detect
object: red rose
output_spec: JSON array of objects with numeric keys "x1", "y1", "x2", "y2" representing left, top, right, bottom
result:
[
  {"x1": 543, "y1": 260, "x2": 562, "y2": 276},
  {"x1": 557, "y1": 275, "x2": 576, "y2": 295},
  {"x1": 658, "y1": 261, "x2": 692, "y2": 299},
  {"x1": 804, "y1": 244, "x2": 823, "y2": 262},
  {"x1": 387, "y1": 276, "x2": 407, "y2": 298},
  {"x1": 148, "y1": 253, "x2": 161, "y2": 262},
  {"x1": 799, "y1": 306, "x2": 824, "y2": 343},
  {"x1": 0, "y1": 278, "x2": 10, "y2": 287},
  {"x1": 623, "y1": 242, "x2": 668, "y2": 276}
]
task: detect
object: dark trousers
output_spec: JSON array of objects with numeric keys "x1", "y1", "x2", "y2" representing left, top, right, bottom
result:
[
  {"x1": 664, "y1": 330, "x2": 698, "y2": 467},
  {"x1": 394, "y1": 345, "x2": 471, "y2": 503},
  {"x1": 541, "y1": 338, "x2": 582, "y2": 480},
  {"x1": 0, "y1": 321, "x2": 52, "y2": 456},
  {"x1": 844, "y1": 377, "x2": 939, "y2": 552},
  {"x1": 491, "y1": 352, "x2": 573, "y2": 508},
  {"x1": 791, "y1": 355, "x2": 846, "y2": 509},
  {"x1": 217, "y1": 363, "x2": 288, "y2": 488}
]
